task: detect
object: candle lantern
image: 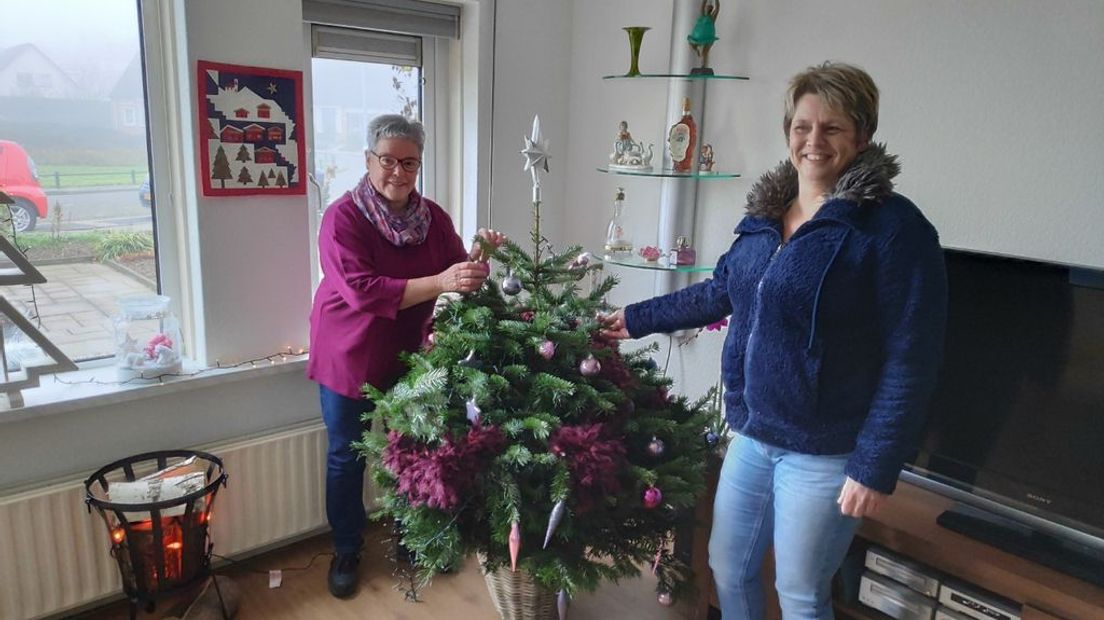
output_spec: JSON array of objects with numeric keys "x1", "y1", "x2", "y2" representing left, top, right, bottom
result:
[{"x1": 84, "y1": 450, "x2": 227, "y2": 619}]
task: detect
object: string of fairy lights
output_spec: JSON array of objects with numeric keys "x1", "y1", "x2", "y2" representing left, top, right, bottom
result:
[{"x1": 51, "y1": 347, "x2": 310, "y2": 387}]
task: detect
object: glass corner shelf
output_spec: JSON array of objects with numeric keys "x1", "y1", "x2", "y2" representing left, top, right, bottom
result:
[
  {"x1": 596, "y1": 251, "x2": 714, "y2": 273},
  {"x1": 598, "y1": 167, "x2": 740, "y2": 179},
  {"x1": 602, "y1": 72, "x2": 749, "y2": 81}
]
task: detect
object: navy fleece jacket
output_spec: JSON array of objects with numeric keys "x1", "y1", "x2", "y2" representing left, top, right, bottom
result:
[{"x1": 625, "y1": 144, "x2": 947, "y2": 494}]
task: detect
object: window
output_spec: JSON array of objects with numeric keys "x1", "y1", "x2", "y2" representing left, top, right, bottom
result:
[
  {"x1": 0, "y1": 0, "x2": 158, "y2": 366},
  {"x1": 303, "y1": 0, "x2": 460, "y2": 285},
  {"x1": 309, "y1": 29, "x2": 424, "y2": 206}
]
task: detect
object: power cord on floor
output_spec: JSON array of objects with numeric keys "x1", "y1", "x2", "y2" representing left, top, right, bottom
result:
[{"x1": 211, "y1": 549, "x2": 341, "y2": 576}]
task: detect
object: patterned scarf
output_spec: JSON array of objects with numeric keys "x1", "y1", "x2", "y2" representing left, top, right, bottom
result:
[{"x1": 350, "y1": 174, "x2": 432, "y2": 247}]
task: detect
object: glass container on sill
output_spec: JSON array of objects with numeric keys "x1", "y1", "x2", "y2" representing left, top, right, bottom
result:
[
  {"x1": 114, "y1": 294, "x2": 183, "y2": 381},
  {"x1": 604, "y1": 187, "x2": 633, "y2": 257}
]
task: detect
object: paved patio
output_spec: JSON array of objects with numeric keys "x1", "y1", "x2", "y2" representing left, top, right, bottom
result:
[{"x1": 0, "y1": 261, "x2": 155, "y2": 362}]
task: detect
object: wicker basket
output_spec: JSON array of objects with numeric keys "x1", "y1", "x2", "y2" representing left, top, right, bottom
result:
[{"x1": 479, "y1": 554, "x2": 557, "y2": 620}]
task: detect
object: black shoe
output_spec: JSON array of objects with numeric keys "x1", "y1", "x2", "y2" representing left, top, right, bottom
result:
[{"x1": 328, "y1": 552, "x2": 360, "y2": 598}]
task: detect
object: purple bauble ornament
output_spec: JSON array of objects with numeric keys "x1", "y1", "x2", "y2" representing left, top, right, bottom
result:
[
  {"x1": 557, "y1": 590, "x2": 569, "y2": 620},
  {"x1": 657, "y1": 591, "x2": 673, "y2": 607},
  {"x1": 579, "y1": 355, "x2": 601, "y2": 376},
  {"x1": 647, "y1": 437, "x2": 665, "y2": 458},
  {"x1": 704, "y1": 431, "x2": 720, "y2": 447},
  {"x1": 643, "y1": 486, "x2": 663, "y2": 509},
  {"x1": 538, "y1": 340, "x2": 556, "y2": 360}
]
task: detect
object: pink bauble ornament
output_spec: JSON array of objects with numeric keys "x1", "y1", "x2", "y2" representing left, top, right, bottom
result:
[
  {"x1": 539, "y1": 340, "x2": 556, "y2": 360},
  {"x1": 643, "y1": 486, "x2": 663, "y2": 509},
  {"x1": 657, "y1": 591, "x2": 673, "y2": 607},
  {"x1": 579, "y1": 355, "x2": 601, "y2": 376}
]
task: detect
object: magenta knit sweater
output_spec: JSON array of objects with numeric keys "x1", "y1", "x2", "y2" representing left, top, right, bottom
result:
[{"x1": 308, "y1": 191, "x2": 467, "y2": 399}]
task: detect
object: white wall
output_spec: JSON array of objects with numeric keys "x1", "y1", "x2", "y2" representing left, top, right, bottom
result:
[
  {"x1": 560, "y1": 0, "x2": 1104, "y2": 399},
  {"x1": 486, "y1": 0, "x2": 573, "y2": 251}
]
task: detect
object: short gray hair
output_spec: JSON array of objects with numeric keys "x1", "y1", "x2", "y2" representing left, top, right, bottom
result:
[{"x1": 366, "y1": 114, "x2": 425, "y2": 153}]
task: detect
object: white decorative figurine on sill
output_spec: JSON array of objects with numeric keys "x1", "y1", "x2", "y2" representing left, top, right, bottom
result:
[{"x1": 608, "y1": 120, "x2": 654, "y2": 170}]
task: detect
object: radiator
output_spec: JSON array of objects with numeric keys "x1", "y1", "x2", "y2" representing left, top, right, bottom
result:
[{"x1": 0, "y1": 422, "x2": 373, "y2": 620}]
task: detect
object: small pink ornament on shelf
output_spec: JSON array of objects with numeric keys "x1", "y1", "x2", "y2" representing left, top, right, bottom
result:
[
  {"x1": 675, "y1": 236, "x2": 696, "y2": 266},
  {"x1": 638, "y1": 245, "x2": 662, "y2": 262}
]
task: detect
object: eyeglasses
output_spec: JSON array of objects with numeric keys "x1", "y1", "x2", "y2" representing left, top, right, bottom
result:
[{"x1": 370, "y1": 151, "x2": 422, "y2": 173}]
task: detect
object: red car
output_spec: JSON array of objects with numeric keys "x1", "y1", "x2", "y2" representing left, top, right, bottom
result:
[{"x1": 0, "y1": 140, "x2": 48, "y2": 232}]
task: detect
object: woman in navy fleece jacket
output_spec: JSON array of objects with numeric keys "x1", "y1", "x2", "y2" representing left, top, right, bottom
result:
[{"x1": 602, "y1": 62, "x2": 946, "y2": 619}]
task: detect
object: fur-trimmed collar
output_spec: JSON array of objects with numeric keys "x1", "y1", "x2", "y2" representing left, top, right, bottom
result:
[{"x1": 745, "y1": 143, "x2": 900, "y2": 220}]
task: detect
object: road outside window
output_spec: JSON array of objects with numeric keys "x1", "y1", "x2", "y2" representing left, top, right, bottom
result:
[{"x1": 0, "y1": 0, "x2": 158, "y2": 365}]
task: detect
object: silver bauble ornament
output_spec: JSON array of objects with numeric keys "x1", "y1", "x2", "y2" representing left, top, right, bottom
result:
[
  {"x1": 502, "y1": 275, "x2": 523, "y2": 295},
  {"x1": 657, "y1": 591, "x2": 673, "y2": 607},
  {"x1": 647, "y1": 437, "x2": 666, "y2": 458}
]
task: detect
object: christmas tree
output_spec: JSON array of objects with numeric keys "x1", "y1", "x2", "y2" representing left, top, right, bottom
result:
[{"x1": 358, "y1": 117, "x2": 712, "y2": 606}]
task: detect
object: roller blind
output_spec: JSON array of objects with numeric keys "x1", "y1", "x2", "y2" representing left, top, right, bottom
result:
[
  {"x1": 303, "y1": 0, "x2": 460, "y2": 39},
  {"x1": 312, "y1": 25, "x2": 421, "y2": 65}
]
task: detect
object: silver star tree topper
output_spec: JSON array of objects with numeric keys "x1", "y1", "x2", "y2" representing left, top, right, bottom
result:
[{"x1": 520, "y1": 115, "x2": 550, "y2": 203}]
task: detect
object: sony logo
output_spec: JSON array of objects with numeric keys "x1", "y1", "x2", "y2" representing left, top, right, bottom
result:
[{"x1": 1026, "y1": 493, "x2": 1053, "y2": 505}]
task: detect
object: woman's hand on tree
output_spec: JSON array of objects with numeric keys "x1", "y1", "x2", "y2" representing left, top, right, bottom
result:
[
  {"x1": 598, "y1": 308, "x2": 631, "y2": 340},
  {"x1": 440, "y1": 261, "x2": 490, "y2": 294},
  {"x1": 470, "y1": 228, "x2": 507, "y2": 262}
]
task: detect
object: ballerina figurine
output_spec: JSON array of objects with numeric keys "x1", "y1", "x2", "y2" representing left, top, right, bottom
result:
[{"x1": 687, "y1": 0, "x2": 720, "y2": 75}]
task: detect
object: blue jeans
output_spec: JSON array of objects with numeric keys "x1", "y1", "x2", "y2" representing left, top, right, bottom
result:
[
  {"x1": 320, "y1": 385, "x2": 374, "y2": 554},
  {"x1": 708, "y1": 434, "x2": 860, "y2": 620}
]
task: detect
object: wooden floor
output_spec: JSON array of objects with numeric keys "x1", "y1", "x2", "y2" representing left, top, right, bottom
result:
[{"x1": 76, "y1": 523, "x2": 693, "y2": 619}]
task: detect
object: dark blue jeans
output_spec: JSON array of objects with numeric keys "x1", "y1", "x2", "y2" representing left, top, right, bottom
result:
[{"x1": 320, "y1": 385, "x2": 374, "y2": 554}]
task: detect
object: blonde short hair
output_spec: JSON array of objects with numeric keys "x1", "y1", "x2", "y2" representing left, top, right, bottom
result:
[{"x1": 783, "y1": 61, "x2": 879, "y2": 142}]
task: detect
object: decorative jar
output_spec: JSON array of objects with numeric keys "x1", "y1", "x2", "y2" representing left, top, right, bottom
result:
[{"x1": 114, "y1": 295, "x2": 183, "y2": 380}]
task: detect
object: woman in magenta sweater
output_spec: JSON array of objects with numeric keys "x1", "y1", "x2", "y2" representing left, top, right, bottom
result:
[{"x1": 308, "y1": 114, "x2": 504, "y2": 598}]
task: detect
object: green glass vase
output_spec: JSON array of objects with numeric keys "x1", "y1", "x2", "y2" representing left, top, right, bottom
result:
[{"x1": 623, "y1": 26, "x2": 651, "y2": 77}]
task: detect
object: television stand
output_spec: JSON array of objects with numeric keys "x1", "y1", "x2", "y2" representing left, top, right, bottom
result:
[
  {"x1": 936, "y1": 504, "x2": 1104, "y2": 589},
  {"x1": 693, "y1": 479, "x2": 1104, "y2": 620}
]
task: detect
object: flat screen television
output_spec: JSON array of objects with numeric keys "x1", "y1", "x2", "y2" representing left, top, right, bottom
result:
[{"x1": 903, "y1": 248, "x2": 1104, "y2": 586}]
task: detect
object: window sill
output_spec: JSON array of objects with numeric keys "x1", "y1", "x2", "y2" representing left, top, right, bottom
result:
[{"x1": 0, "y1": 355, "x2": 309, "y2": 425}]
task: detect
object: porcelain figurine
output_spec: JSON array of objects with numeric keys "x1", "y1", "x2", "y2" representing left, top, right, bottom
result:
[{"x1": 608, "y1": 120, "x2": 654, "y2": 170}]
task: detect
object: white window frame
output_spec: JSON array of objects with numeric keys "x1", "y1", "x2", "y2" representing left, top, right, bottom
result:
[{"x1": 138, "y1": 0, "x2": 199, "y2": 361}]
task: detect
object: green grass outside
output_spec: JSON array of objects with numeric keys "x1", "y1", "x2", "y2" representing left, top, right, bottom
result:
[
  {"x1": 36, "y1": 165, "x2": 149, "y2": 189},
  {"x1": 10, "y1": 230, "x2": 105, "y2": 249}
]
